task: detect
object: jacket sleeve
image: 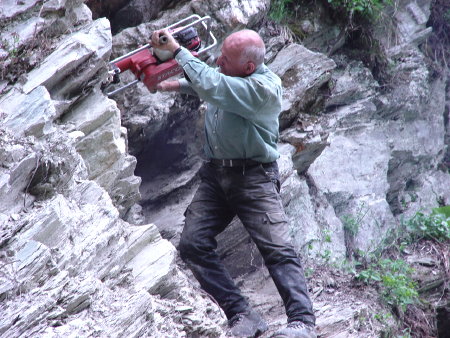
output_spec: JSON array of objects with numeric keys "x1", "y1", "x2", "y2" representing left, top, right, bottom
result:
[
  {"x1": 175, "y1": 48, "x2": 280, "y2": 122},
  {"x1": 178, "y1": 78, "x2": 198, "y2": 96}
]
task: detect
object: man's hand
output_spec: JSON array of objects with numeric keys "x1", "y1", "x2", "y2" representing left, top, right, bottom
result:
[
  {"x1": 155, "y1": 80, "x2": 180, "y2": 92},
  {"x1": 150, "y1": 29, "x2": 180, "y2": 54}
]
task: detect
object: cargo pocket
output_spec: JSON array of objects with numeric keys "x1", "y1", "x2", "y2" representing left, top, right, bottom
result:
[
  {"x1": 266, "y1": 211, "x2": 287, "y2": 224},
  {"x1": 265, "y1": 211, "x2": 290, "y2": 245}
]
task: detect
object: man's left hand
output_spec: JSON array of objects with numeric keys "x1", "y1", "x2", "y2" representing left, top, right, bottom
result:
[{"x1": 150, "y1": 29, "x2": 180, "y2": 53}]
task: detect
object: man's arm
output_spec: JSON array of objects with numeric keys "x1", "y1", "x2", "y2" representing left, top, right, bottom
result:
[
  {"x1": 174, "y1": 48, "x2": 281, "y2": 121},
  {"x1": 156, "y1": 78, "x2": 198, "y2": 97},
  {"x1": 151, "y1": 29, "x2": 280, "y2": 121},
  {"x1": 150, "y1": 30, "x2": 197, "y2": 97},
  {"x1": 156, "y1": 80, "x2": 180, "y2": 92}
]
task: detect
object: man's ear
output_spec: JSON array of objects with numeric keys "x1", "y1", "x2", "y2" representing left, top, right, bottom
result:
[{"x1": 245, "y1": 62, "x2": 256, "y2": 75}]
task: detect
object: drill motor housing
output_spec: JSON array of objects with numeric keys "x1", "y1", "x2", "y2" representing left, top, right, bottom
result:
[{"x1": 105, "y1": 15, "x2": 216, "y2": 96}]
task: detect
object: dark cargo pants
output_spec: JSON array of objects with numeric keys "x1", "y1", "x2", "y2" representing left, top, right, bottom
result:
[{"x1": 178, "y1": 161, "x2": 315, "y2": 326}]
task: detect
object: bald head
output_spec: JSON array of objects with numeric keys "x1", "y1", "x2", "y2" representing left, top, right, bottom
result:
[
  {"x1": 216, "y1": 29, "x2": 266, "y2": 77},
  {"x1": 225, "y1": 30, "x2": 266, "y2": 68}
]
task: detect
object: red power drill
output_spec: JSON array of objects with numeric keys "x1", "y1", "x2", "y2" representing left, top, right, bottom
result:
[{"x1": 104, "y1": 15, "x2": 217, "y2": 97}]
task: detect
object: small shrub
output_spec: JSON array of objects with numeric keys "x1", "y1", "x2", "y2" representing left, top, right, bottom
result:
[
  {"x1": 378, "y1": 259, "x2": 418, "y2": 311},
  {"x1": 342, "y1": 214, "x2": 360, "y2": 236},
  {"x1": 405, "y1": 207, "x2": 450, "y2": 242},
  {"x1": 327, "y1": 0, "x2": 393, "y2": 19},
  {"x1": 323, "y1": 228, "x2": 332, "y2": 243},
  {"x1": 321, "y1": 249, "x2": 332, "y2": 262},
  {"x1": 356, "y1": 258, "x2": 418, "y2": 312},
  {"x1": 269, "y1": 0, "x2": 293, "y2": 22},
  {"x1": 341, "y1": 203, "x2": 369, "y2": 236}
]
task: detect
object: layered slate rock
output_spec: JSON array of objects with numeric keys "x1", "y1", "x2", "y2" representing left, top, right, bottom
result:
[
  {"x1": 307, "y1": 0, "x2": 450, "y2": 252},
  {"x1": 22, "y1": 18, "x2": 111, "y2": 98},
  {"x1": 0, "y1": 1, "x2": 226, "y2": 337},
  {"x1": 1, "y1": 0, "x2": 449, "y2": 336},
  {"x1": 0, "y1": 13, "x2": 141, "y2": 218},
  {"x1": 2, "y1": 86, "x2": 57, "y2": 137},
  {"x1": 269, "y1": 43, "x2": 337, "y2": 129},
  {"x1": 0, "y1": 175, "x2": 223, "y2": 336},
  {"x1": 192, "y1": 0, "x2": 270, "y2": 31},
  {"x1": 0, "y1": 0, "x2": 94, "y2": 72},
  {"x1": 61, "y1": 89, "x2": 141, "y2": 217}
]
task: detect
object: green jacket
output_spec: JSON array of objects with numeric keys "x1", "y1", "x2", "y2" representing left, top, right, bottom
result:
[{"x1": 175, "y1": 47, "x2": 282, "y2": 163}]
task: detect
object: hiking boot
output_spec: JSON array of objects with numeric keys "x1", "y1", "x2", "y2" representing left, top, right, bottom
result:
[
  {"x1": 271, "y1": 320, "x2": 317, "y2": 338},
  {"x1": 227, "y1": 310, "x2": 268, "y2": 337}
]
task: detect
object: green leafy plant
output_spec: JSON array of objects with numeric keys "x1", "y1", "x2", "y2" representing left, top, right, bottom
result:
[
  {"x1": 269, "y1": 0, "x2": 293, "y2": 22},
  {"x1": 433, "y1": 205, "x2": 450, "y2": 217},
  {"x1": 374, "y1": 311, "x2": 392, "y2": 323},
  {"x1": 341, "y1": 203, "x2": 369, "y2": 236},
  {"x1": 327, "y1": 0, "x2": 392, "y2": 19},
  {"x1": 356, "y1": 258, "x2": 418, "y2": 312},
  {"x1": 305, "y1": 267, "x2": 315, "y2": 277},
  {"x1": 320, "y1": 249, "x2": 332, "y2": 262},
  {"x1": 342, "y1": 214, "x2": 361, "y2": 236},
  {"x1": 322, "y1": 228, "x2": 332, "y2": 243},
  {"x1": 405, "y1": 207, "x2": 450, "y2": 242}
]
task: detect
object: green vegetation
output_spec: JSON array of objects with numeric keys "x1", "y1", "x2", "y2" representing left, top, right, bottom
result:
[
  {"x1": 341, "y1": 203, "x2": 369, "y2": 236},
  {"x1": 327, "y1": 0, "x2": 393, "y2": 18},
  {"x1": 269, "y1": 0, "x2": 293, "y2": 22},
  {"x1": 322, "y1": 228, "x2": 332, "y2": 243},
  {"x1": 374, "y1": 207, "x2": 450, "y2": 255},
  {"x1": 341, "y1": 212, "x2": 364, "y2": 236},
  {"x1": 343, "y1": 207, "x2": 449, "y2": 314},
  {"x1": 305, "y1": 267, "x2": 315, "y2": 277},
  {"x1": 356, "y1": 258, "x2": 418, "y2": 311},
  {"x1": 320, "y1": 248, "x2": 332, "y2": 261},
  {"x1": 309, "y1": 206, "x2": 448, "y2": 335},
  {"x1": 373, "y1": 311, "x2": 393, "y2": 325},
  {"x1": 404, "y1": 206, "x2": 450, "y2": 242},
  {"x1": 269, "y1": 0, "x2": 393, "y2": 23}
]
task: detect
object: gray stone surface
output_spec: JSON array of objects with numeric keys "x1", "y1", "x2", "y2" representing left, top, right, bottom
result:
[
  {"x1": 0, "y1": 0, "x2": 41, "y2": 20},
  {"x1": 1, "y1": 2, "x2": 226, "y2": 336},
  {"x1": 192, "y1": 0, "x2": 270, "y2": 31},
  {"x1": 269, "y1": 44, "x2": 336, "y2": 129},
  {"x1": 23, "y1": 18, "x2": 110, "y2": 96},
  {"x1": 326, "y1": 60, "x2": 379, "y2": 108},
  {"x1": 1, "y1": 86, "x2": 56, "y2": 137},
  {"x1": 0, "y1": 0, "x2": 449, "y2": 336}
]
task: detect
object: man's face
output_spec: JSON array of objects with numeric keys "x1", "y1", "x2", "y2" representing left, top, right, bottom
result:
[{"x1": 216, "y1": 38, "x2": 245, "y2": 77}]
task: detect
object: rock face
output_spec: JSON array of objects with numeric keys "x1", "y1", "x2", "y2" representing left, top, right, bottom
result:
[
  {"x1": 1, "y1": 0, "x2": 449, "y2": 337},
  {"x1": 86, "y1": 0, "x2": 175, "y2": 34},
  {"x1": 192, "y1": 0, "x2": 270, "y2": 31},
  {"x1": 0, "y1": 16, "x2": 140, "y2": 219},
  {"x1": 0, "y1": 2, "x2": 226, "y2": 337},
  {"x1": 109, "y1": 0, "x2": 448, "y2": 336}
]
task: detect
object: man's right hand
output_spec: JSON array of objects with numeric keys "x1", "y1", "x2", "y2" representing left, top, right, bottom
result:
[{"x1": 156, "y1": 80, "x2": 180, "y2": 92}]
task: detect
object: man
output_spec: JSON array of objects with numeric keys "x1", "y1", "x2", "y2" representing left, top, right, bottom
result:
[{"x1": 150, "y1": 28, "x2": 316, "y2": 338}]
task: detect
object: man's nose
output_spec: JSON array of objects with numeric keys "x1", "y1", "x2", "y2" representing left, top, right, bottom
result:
[{"x1": 216, "y1": 55, "x2": 223, "y2": 66}]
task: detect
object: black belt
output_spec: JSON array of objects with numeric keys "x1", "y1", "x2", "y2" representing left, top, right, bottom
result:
[{"x1": 209, "y1": 158, "x2": 262, "y2": 167}]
